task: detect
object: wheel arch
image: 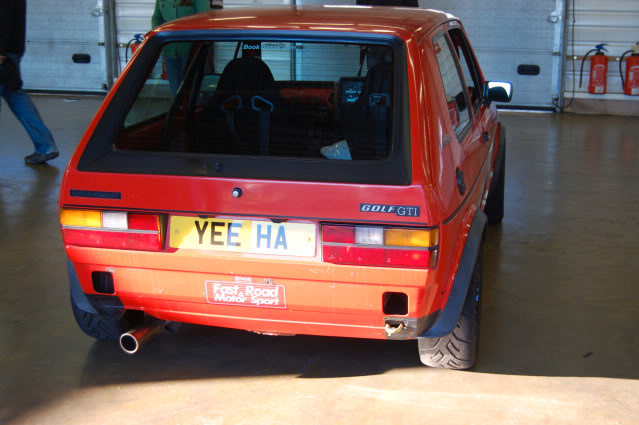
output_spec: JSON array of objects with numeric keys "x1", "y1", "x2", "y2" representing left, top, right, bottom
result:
[{"x1": 419, "y1": 208, "x2": 486, "y2": 338}]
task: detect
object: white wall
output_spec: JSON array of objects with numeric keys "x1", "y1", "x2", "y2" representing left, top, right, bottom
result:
[{"x1": 565, "y1": 0, "x2": 639, "y2": 99}]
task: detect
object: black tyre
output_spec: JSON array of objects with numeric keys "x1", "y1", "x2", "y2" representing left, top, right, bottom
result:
[
  {"x1": 70, "y1": 293, "x2": 132, "y2": 341},
  {"x1": 418, "y1": 247, "x2": 483, "y2": 370},
  {"x1": 485, "y1": 142, "x2": 505, "y2": 224}
]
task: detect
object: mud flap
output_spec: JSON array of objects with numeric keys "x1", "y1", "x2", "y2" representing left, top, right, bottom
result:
[
  {"x1": 490, "y1": 125, "x2": 506, "y2": 194},
  {"x1": 418, "y1": 210, "x2": 487, "y2": 338},
  {"x1": 68, "y1": 259, "x2": 98, "y2": 314}
]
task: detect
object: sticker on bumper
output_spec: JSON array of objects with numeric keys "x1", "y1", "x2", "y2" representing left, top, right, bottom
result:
[{"x1": 205, "y1": 278, "x2": 286, "y2": 309}]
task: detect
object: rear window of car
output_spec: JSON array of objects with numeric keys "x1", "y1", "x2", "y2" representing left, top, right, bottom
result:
[{"x1": 78, "y1": 32, "x2": 412, "y2": 185}]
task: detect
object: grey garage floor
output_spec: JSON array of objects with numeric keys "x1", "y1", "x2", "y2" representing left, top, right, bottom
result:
[{"x1": 0, "y1": 95, "x2": 638, "y2": 425}]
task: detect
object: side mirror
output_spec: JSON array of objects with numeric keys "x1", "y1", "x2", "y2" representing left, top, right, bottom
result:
[{"x1": 484, "y1": 81, "x2": 513, "y2": 103}]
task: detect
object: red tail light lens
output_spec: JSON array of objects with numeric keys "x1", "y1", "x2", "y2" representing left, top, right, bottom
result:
[
  {"x1": 323, "y1": 245, "x2": 353, "y2": 263},
  {"x1": 322, "y1": 225, "x2": 437, "y2": 268},
  {"x1": 322, "y1": 226, "x2": 354, "y2": 244},
  {"x1": 61, "y1": 209, "x2": 162, "y2": 251},
  {"x1": 353, "y1": 246, "x2": 386, "y2": 266},
  {"x1": 385, "y1": 248, "x2": 431, "y2": 268},
  {"x1": 128, "y1": 213, "x2": 159, "y2": 231}
]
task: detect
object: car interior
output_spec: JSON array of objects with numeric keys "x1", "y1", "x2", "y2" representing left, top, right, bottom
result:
[{"x1": 115, "y1": 40, "x2": 396, "y2": 161}]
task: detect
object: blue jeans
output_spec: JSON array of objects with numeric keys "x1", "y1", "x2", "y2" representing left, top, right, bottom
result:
[
  {"x1": 164, "y1": 56, "x2": 186, "y2": 95},
  {"x1": 0, "y1": 54, "x2": 58, "y2": 154}
]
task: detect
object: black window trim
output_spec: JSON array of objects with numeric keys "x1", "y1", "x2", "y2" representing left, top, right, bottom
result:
[
  {"x1": 447, "y1": 26, "x2": 484, "y2": 114},
  {"x1": 78, "y1": 30, "x2": 412, "y2": 186},
  {"x1": 432, "y1": 29, "x2": 473, "y2": 143}
]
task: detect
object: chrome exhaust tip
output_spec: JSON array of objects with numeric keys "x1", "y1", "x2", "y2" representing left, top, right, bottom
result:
[{"x1": 119, "y1": 317, "x2": 164, "y2": 355}]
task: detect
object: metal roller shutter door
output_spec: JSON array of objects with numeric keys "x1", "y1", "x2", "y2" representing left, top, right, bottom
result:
[
  {"x1": 22, "y1": 0, "x2": 106, "y2": 92},
  {"x1": 420, "y1": 0, "x2": 566, "y2": 109}
]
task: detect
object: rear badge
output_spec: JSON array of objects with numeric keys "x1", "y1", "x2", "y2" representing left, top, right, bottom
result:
[
  {"x1": 70, "y1": 190, "x2": 122, "y2": 200},
  {"x1": 205, "y1": 277, "x2": 286, "y2": 309},
  {"x1": 360, "y1": 204, "x2": 420, "y2": 217}
]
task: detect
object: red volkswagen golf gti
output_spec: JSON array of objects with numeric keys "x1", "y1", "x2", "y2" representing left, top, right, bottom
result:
[{"x1": 59, "y1": 6, "x2": 511, "y2": 369}]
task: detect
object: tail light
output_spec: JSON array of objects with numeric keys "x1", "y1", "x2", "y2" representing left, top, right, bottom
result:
[
  {"x1": 61, "y1": 209, "x2": 162, "y2": 251},
  {"x1": 322, "y1": 225, "x2": 438, "y2": 268}
]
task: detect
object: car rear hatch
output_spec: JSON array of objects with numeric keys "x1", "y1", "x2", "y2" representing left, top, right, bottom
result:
[{"x1": 60, "y1": 31, "x2": 441, "y2": 338}]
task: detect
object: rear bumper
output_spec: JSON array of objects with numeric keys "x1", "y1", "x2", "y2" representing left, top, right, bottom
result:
[{"x1": 67, "y1": 247, "x2": 439, "y2": 340}]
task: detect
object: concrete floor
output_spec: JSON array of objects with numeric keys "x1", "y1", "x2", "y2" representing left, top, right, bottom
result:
[{"x1": 1, "y1": 96, "x2": 638, "y2": 425}]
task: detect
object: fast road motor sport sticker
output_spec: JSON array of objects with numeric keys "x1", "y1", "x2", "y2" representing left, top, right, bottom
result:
[{"x1": 205, "y1": 277, "x2": 286, "y2": 309}]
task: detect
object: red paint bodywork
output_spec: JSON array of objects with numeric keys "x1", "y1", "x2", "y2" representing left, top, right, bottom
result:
[{"x1": 60, "y1": 6, "x2": 502, "y2": 340}]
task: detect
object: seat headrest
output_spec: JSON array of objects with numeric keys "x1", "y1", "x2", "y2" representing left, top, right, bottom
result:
[
  {"x1": 364, "y1": 62, "x2": 393, "y2": 95},
  {"x1": 216, "y1": 57, "x2": 276, "y2": 93}
]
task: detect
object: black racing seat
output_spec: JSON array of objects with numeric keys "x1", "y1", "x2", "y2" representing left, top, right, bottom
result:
[
  {"x1": 339, "y1": 61, "x2": 393, "y2": 160},
  {"x1": 196, "y1": 57, "x2": 279, "y2": 155}
]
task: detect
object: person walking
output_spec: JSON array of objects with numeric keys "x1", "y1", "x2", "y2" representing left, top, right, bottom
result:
[
  {"x1": 152, "y1": 0, "x2": 210, "y2": 93},
  {"x1": 0, "y1": 0, "x2": 59, "y2": 165}
]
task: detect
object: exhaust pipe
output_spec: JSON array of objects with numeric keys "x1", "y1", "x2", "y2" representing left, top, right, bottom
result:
[{"x1": 119, "y1": 317, "x2": 164, "y2": 355}]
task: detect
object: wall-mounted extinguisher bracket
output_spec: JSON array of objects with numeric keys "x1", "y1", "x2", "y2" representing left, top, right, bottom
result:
[{"x1": 619, "y1": 42, "x2": 639, "y2": 96}]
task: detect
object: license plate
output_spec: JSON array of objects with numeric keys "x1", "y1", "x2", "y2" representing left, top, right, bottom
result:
[
  {"x1": 169, "y1": 216, "x2": 316, "y2": 257},
  {"x1": 205, "y1": 278, "x2": 286, "y2": 309}
]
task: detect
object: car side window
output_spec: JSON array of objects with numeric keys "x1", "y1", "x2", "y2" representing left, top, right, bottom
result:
[
  {"x1": 448, "y1": 28, "x2": 483, "y2": 113},
  {"x1": 433, "y1": 33, "x2": 471, "y2": 138}
]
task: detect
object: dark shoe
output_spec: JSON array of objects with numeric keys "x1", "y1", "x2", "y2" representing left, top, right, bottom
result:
[{"x1": 24, "y1": 151, "x2": 59, "y2": 164}]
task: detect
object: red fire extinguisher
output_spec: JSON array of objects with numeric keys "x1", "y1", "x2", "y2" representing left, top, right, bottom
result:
[
  {"x1": 125, "y1": 34, "x2": 144, "y2": 63},
  {"x1": 620, "y1": 42, "x2": 639, "y2": 96},
  {"x1": 579, "y1": 43, "x2": 608, "y2": 94}
]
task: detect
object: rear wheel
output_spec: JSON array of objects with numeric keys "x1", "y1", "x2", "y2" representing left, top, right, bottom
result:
[{"x1": 418, "y1": 247, "x2": 483, "y2": 370}]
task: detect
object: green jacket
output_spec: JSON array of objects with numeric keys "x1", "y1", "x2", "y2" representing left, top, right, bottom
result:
[
  {"x1": 152, "y1": 0, "x2": 210, "y2": 58},
  {"x1": 152, "y1": 0, "x2": 210, "y2": 28}
]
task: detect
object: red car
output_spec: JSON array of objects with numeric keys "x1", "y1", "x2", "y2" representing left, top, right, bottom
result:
[{"x1": 59, "y1": 6, "x2": 511, "y2": 369}]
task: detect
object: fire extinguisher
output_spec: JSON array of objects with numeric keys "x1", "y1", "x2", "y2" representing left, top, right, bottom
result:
[
  {"x1": 620, "y1": 42, "x2": 639, "y2": 96},
  {"x1": 579, "y1": 43, "x2": 608, "y2": 94},
  {"x1": 125, "y1": 34, "x2": 144, "y2": 63}
]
